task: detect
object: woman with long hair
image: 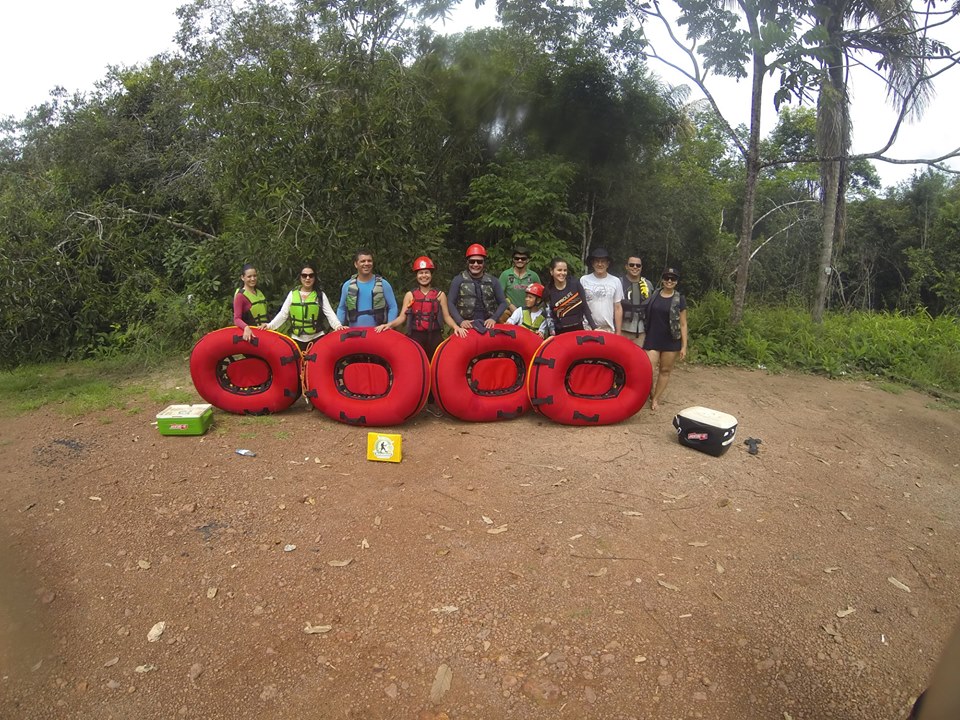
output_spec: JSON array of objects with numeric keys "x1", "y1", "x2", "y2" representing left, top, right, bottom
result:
[
  {"x1": 265, "y1": 262, "x2": 342, "y2": 352},
  {"x1": 233, "y1": 263, "x2": 267, "y2": 343},
  {"x1": 543, "y1": 257, "x2": 596, "y2": 334}
]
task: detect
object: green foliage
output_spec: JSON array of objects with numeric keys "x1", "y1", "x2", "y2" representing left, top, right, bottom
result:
[
  {"x1": 464, "y1": 155, "x2": 582, "y2": 266},
  {"x1": 1, "y1": 0, "x2": 956, "y2": 372},
  {"x1": 0, "y1": 356, "x2": 191, "y2": 416},
  {"x1": 689, "y1": 292, "x2": 960, "y2": 392}
]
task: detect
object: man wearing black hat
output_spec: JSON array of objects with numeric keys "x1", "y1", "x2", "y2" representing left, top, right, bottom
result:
[
  {"x1": 498, "y1": 246, "x2": 540, "y2": 317},
  {"x1": 580, "y1": 247, "x2": 623, "y2": 333}
]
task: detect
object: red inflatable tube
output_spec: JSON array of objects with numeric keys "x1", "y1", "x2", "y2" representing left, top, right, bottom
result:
[
  {"x1": 302, "y1": 328, "x2": 430, "y2": 426},
  {"x1": 190, "y1": 328, "x2": 302, "y2": 415},
  {"x1": 526, "y1": 331, "x2": 652, "y2": 425},
  {"x1": 431, "y1": 324, "x2": 543, "y2": 422}
]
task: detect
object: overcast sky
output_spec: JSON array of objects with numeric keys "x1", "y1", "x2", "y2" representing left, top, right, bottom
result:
[{"x1": 2, "y1": 1, "x2": 956, "y2": 188}]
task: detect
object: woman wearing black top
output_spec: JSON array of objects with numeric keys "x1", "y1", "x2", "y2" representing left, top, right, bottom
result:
[
  {"x1": 543, "y1": 257, "x2": 596, "y2": 334},
  {"x1": 642, "y1": 267, "x2": 688, "y2": 411}
]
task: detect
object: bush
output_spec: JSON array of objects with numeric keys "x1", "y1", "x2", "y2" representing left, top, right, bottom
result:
[{"x1": 688, "y1": 292, "x2": 960, "y2": 393}]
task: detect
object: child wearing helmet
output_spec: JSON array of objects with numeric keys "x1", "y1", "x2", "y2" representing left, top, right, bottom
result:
[
  {"x1": 505, "y1": 282, "x2": 552, "y2": 337},
  {"x1": 375, "y1": 256, "x2": 467, "y2": 360}
]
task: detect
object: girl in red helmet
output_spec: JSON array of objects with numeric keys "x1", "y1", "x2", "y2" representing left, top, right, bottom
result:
[
  {"x1": 375, "y1": 256, "x2": 466, "y2": 360},
  {"x1": 505, "y1": 282, "x2": 553, "y2": 337}
]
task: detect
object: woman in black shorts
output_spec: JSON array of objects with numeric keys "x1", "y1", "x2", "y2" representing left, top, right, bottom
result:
[{"x1": 642, "y1": 267, "x2": 688, "y2": 411}]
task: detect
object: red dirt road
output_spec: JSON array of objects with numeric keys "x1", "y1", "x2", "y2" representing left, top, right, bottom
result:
[{"x1": 1, "y1": 365, "x2": 958, "y2": 719}]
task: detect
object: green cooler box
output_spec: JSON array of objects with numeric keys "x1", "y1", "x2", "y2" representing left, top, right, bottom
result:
[{"x1": 156, "y1": 404, "x2": 214, "y2": 436}]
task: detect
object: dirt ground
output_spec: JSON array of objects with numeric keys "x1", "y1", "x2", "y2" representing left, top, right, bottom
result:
[{"x1": 1, "y1": 363, "x2": 959, "y2": 720}]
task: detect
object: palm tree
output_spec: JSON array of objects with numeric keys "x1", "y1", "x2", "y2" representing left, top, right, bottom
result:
[{"x1": 811, "y1": 0, "x2": 932, "y2": 322}]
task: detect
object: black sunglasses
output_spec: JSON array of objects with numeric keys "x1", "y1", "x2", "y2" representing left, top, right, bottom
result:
[
  {"x1": 301, "y1": 272, "x2": 315, "y2": 278},
  {"x1": 627, "y1": 262, "x2": 642, "y2": 268},
  {"x1": 513, "y1": 256, "x2": 529, "y2": 262},
  {"x1": 468, "y1": 259, "x2": 485, "y2": 265},
  {"x1": 662, "y1": 275, "x2": 678, "y2": 282}
]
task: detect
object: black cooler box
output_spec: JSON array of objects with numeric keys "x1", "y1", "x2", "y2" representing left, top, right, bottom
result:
[{"x1": 672, "y1": 406, "x2": 738, "y2": 456}]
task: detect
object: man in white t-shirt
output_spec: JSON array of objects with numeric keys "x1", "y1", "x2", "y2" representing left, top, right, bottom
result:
[{"x1": 580, "y1": 248, "x2": 623, "y2": 333}]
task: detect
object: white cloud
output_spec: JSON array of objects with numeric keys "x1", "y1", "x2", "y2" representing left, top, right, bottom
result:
[{"x1": 1, "y1": 1, "x2": 182, "y2": 118}]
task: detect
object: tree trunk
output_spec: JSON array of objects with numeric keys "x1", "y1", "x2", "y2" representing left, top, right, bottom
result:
[
  {"x1": 813, "y1": 159, "x2": 839, "y2": 322},
  {"x1": 731, "y1": 161, "x2": 760, "y2": 325},
  {"x1": 812, "y1": 4, "x2": 850, "y2": 323},
  {"x1": 581, "y1": 193, "x2": 595, "y2": 269},
  {"x1": 729, "y1": 5, "x2": 766, "y2": 326}
]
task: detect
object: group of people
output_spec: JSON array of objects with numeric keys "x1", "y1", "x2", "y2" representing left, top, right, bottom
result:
[{"x1": 233, "y1": 245, "x2": 688, "y2": 410}]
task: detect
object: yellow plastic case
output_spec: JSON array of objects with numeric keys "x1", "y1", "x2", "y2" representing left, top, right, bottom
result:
[{"x1": 366, "y1": 432, "x2": 402, "y2": 463}]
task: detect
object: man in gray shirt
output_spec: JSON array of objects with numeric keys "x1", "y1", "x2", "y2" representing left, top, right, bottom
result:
[{"x1": 620, "y1": 253, "x2": 655, "y2": 346}]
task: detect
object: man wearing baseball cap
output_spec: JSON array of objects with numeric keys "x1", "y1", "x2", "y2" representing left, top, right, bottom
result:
[{"x1": 499, "y1": 245, "x2": 540, "y2": 317}]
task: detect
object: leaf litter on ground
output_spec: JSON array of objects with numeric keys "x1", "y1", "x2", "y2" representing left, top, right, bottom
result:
[{"x1": 303, "y1": 623, "x2": 332, "y2": 635}]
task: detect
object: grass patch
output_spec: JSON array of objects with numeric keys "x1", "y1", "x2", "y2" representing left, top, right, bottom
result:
[
  {"x1": 874, "y1": 382, "x2": 907, "y2": 395},
  {"x1": 0, "y1": 357, "x2": 195, "y2": 416},
  {"x1": 238, "y1": 416, "x2": 279, "y2": 427},
  {"x1": 928, "y1": 397, "x2": 960, "y2": 412},
  {"x1": 688, "y1": 293, "x2": 960, "y2": 395}
]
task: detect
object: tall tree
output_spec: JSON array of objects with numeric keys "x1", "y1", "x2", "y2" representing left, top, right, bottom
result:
[
  {"x1": 809, "y1": 0, "x2": 937, "y2": 322},
  {"x1": 591, "y1": 0, "x2": 806, "y2": 323}
]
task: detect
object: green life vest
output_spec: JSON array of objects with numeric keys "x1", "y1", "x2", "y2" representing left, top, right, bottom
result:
[
  {"x1": 345, "y1": 275, "x2": 386, "y2": 324},
  {"x1": 235, "y1": 287, "x2": 267, "y2": 325},
  {"x1": 521, "y1": 308, "x2": 546, "y2": 332},
  {"x1": 455, "y1": 271, "x2": 498, "y2": 321},
  {"x1": 289, "y1": 290, "x2": 329, "y2": 336}
]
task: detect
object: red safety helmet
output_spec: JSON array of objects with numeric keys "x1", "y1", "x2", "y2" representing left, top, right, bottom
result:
[
  {"x1": 525, "y1": 282, "x2": 545, "y2": 299},
  {"x1": 412, "y1": 256, "x2": 435, "y2": 271},
  {"x1": 465, "y1": 243, "x2": 487, "y2": 258}
]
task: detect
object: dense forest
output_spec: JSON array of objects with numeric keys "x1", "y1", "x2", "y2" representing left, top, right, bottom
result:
[{"x1": 1, "y1": 0, "x2": 958, "y2": 367}]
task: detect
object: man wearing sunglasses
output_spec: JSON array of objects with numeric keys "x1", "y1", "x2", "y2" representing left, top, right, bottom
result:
[
  {"x1": 448, "y1": 243, "x2": 508, "y2": 330},
  {"x1": 498, "y1": 245, "x2": 541, "y2": 318},
  {"x1": 620, "y1": 254, "x2": 655, "y2": 346}
]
